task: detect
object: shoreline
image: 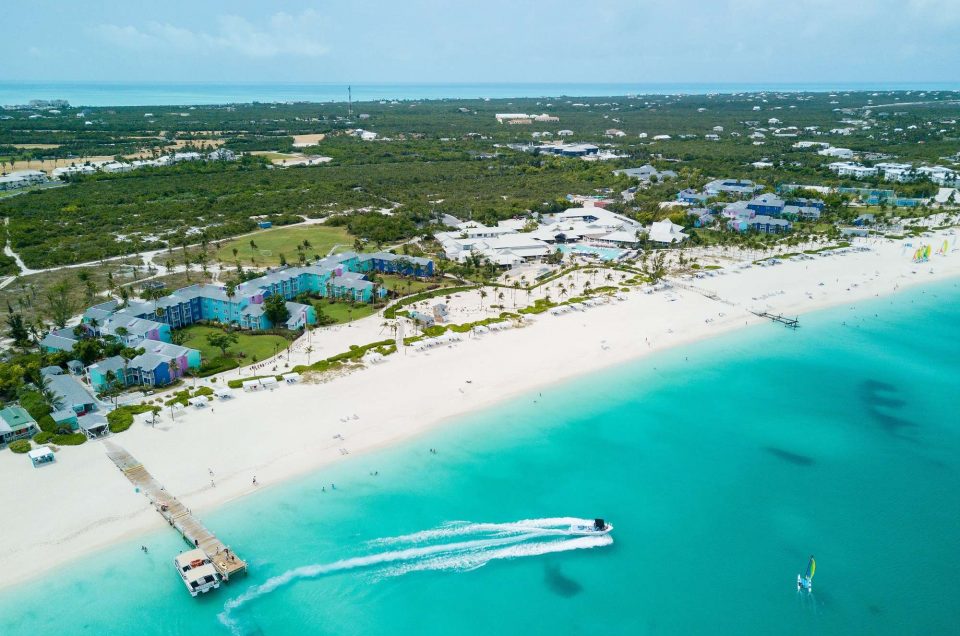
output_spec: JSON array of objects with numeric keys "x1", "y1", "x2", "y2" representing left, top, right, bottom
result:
[{"x1": 0, "y1": 234, "x2": 958, "y2": 591}]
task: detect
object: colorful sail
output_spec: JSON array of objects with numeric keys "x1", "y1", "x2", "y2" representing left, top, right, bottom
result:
[{"x1": 805, "y1": 556, "x2": 816, "y2": 582}]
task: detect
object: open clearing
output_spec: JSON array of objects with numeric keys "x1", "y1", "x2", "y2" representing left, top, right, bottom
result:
[{"x1": 216, "y1": 224, "x2": 355, "y2": 267}]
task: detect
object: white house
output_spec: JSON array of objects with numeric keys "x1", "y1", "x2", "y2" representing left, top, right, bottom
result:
[
  {"x1": 828, "y1": 162, "x2": 878, "y2": 178},
  {"x1": 647, "y1": 220, "x2": 688, "y2": 244},
  {"x1": 818, "y1": 147, "x2": 855, "y2": 159}
]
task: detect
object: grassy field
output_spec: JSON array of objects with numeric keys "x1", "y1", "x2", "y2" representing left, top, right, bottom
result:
[
  {"x1": 377, "y1": 274, "x2": 457, "y2": 296},
  {"x1": 180, "y1": 325, "x2": 291, "y2": 365},
  {"x1": 312, "y1": 300, "x2": 378, "y2": 324},
  {"x1": 216, "y1": 224, "x2": 355, "y2": 267}
]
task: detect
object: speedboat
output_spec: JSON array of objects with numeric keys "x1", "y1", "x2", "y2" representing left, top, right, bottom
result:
[{"x1": 569, "y1": 518, "x2": 613, "y2": 535}]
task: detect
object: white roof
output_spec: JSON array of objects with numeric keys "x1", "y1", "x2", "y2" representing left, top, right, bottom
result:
[
  {"x1": 648, "y1": 220, "x2": 688, "y2": 244},
  {"x1": 28, "y1": 447, "x2": 54, "y2": 459}
]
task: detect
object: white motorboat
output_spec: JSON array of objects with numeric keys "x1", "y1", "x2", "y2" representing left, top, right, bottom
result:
[{"x1": 569, "y1": 518, "x2": 613, "y2": 535}]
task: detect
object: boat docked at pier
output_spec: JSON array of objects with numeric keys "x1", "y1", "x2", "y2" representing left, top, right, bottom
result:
[
  {"x1": 569, "y1": 519, "x2": 613, "y2": 535},
  {"x1": 175, "y1": 549, "x2": 221, "y2": 597}
]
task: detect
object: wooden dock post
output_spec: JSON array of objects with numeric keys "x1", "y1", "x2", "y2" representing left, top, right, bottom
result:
[{"x1": 103, "y1": 442, "x2": 247, "y2": 580}]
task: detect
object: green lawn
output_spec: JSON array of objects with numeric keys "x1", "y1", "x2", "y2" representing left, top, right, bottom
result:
[
  {"x1": 313, "y1": 300, "x2": 378, "y2": 324},
  {"x1": 377, "y1": 274, "x2": 454, "y2": 295},
  {"x1": 180, "y1": 325, "x2": 291, "y2": 365},
  {"x1": 217, "y1": 224, "x2": 356, "y2": 267}
]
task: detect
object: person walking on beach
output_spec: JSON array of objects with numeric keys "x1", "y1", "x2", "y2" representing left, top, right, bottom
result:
[{"x1": 252, "y1": 476, "x2": 258, "y2": 486}]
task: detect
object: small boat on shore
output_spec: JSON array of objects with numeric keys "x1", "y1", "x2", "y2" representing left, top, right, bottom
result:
[
  {"x1": 569, "y1": 519, "x2": 613, "y2": 535},
  {"x1": 175, "y1": 548, "x2": 221, "y2": 597}
]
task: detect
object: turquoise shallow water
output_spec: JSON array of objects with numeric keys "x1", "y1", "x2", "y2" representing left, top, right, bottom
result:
[{"x1": 1, "y1": 280, "x2": 959, "y2": 635}]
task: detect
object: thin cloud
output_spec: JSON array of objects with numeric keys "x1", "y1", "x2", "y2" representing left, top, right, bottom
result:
[{"x1": 93, "y1": 10, "x2": 329, "y2": 58}]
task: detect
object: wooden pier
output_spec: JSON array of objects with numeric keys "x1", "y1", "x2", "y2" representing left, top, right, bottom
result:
[
  {"x1": 751, "y1": 311, "x2": 800, "y2": 328},
  {"x1": 103, "y1": 442, "x2": 247, "y2": 581}
]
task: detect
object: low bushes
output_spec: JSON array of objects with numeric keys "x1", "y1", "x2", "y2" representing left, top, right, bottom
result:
[
  {"x1": 51, "y1": 433, "x2": 86, "y2": 446},
  {"x1": 8, "y1": 439, "x2": 31, "y2": 453},
  {"x1": 197, "y1": 357, "x2": 240, "y2": 377},
  {"x1": 519, "y1": 299, "x2": 557, "y2": 315},
  {"x1": 108, "y1": 404, "x2": 161, "y2": 433},
  {"x1": 33, "y1": 431, "x2": 54, "y2": 444},
  {"x1": 291, "y1": 339, "x2": 394, "y2": 374},
  {"x1": 164, "y1": 387, "x2": 215, "y2": 407},
  {"x1": 37, "y1": 414, "x2": 57, "y2": 433}
]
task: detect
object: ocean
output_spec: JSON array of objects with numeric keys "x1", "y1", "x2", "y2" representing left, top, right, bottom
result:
[
  {"x1": 1, "y1": 280, "x2": 958, "y2": 635},
  {"x1": 2, "y1": 81, "x2": 960, "y2": 107}
]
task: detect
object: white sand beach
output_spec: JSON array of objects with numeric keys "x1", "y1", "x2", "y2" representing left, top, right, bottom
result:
[{"x1": 1, "y1": 232, "x2": 958, "y2": 589}]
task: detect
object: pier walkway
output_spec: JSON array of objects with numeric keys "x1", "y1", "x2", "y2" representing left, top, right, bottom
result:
[
  {"x1": 103, "y1": 442, "x2": 247, "y2": 580},
  {"x1": 751, "y1": 310, "x2": 799, "y2": 328}
]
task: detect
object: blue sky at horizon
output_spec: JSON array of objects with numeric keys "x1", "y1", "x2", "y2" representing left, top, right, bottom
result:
[{"x1": 3, "y1": 0, "x2": 959, "y2": 84}]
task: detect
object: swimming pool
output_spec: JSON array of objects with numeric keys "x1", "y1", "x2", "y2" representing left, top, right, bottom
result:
[{"x1": 557, "y1": 244, "x2": 626, "y2": 261}]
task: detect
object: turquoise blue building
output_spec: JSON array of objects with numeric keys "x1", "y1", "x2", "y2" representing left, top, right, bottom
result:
[
  {"x1": 86, "y1": 341, "x2": 202, "y2": 392},
  {"x1": 78, "y1": 251, "x2": 432, "y2": 341}
]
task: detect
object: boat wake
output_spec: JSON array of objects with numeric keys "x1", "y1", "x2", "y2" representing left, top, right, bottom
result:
[{"x1": 217, "y1": 517, "x2": 612, "y2": 634}]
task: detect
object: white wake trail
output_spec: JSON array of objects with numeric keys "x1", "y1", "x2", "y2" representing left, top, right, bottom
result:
[
  {"x1": 381, "y1": 534, "x2": 613, "y2": 578},
  {"x1": 218, "y1": 517, "x2": 612, "y2": 634},
  {"x1": 371, "y1": 517, "x2": 595, "y2": 545}
]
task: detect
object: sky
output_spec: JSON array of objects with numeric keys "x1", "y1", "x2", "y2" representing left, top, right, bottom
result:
[{"x1": 3, "y1": 0, "x2": 960, "y2": 84}]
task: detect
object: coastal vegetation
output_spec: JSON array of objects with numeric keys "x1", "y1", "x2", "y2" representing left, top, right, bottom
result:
[{"x1": 179, "y1": 325, "x2": 292, "y2": 371}]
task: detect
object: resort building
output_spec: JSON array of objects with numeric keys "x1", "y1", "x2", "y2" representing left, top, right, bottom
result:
[
  {"x1": 435, "y1": 206, "x2": 640, "y2": 266},
  {"x1": 728, "y1": 215, "x2": 792, "y2": 234},
  {"x1": 40, "y1": 328, "x2": 80, "y2": 354},
  {"x1": 47, "y1": 374, "x2": 98, "y2": 416},
  {"x1": 80, "y1": 251, "x2": 427, "y2": 334},
  {"x1": 0, "y1": 169, "x2": 48, "y2": 190},
  {"x1": 613, "y1": 165, "x2": 678, "y2": 182},
  {"x1": 0, "y1": 406, "x2": 38, "y2": 447},
  {"x1": 646, "y1": 220, "x2": 688, "y2": 244},
  {"x1": 86, "y1": 341, "x2": 202, "y2": 392},
  {"x1": 703, "y1": 179, "x2": 763, "y2": 198}
]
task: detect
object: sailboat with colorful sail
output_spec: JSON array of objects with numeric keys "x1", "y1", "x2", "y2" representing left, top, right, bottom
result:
[{"x1": 797, "y1": 555, "x2": 815, "y2": 593}]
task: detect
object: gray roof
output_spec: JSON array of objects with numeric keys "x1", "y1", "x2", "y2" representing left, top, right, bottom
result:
[
  {"x1": 50, "y1": 408, "x2": 76, "y2": 422},
  {"x1": 241, "y1": 304, "x2": 265, "y2": 317},
  {"x1": 750, "y1": 193, "x2": 785, "y2": 207},
  {"x1": 333, "y1": 271, "x2": 373, "y2": 290},
  {"x1": 77, "y1": 413, "x2": 108, "y2": 432},
  {"x1": 40, "y1": 333, "x2": 77, "y2": 351},
  {"x1": 142, "y1": 341, "x2": 196, "y2": 358},
  {"x1": 363, "y1": 251, "x2": 433, "y2": 267},
  {"x1": 40, "y1": 365, "x2": 64, "y2": 377},
  {"x1": 83, "y1": 300, "x2": 119, "y2": 322},
  {"x1": 89, "y1": 355, "x2": 127, "y2": 375},
  {"x1": 128, "y1": 352, "x2": 170, "y2": 370},
  {"x1": 47, "y1": 374, "x2": 96, "y2": 408}
]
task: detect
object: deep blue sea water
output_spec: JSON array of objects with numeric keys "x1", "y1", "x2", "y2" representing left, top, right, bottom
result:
[
  {"x1": 1, "y1": 280, "x2": 958, "y2": 635},
  {"x1": 2, "y1": 81, "x2": 960, "y2": 107}
]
